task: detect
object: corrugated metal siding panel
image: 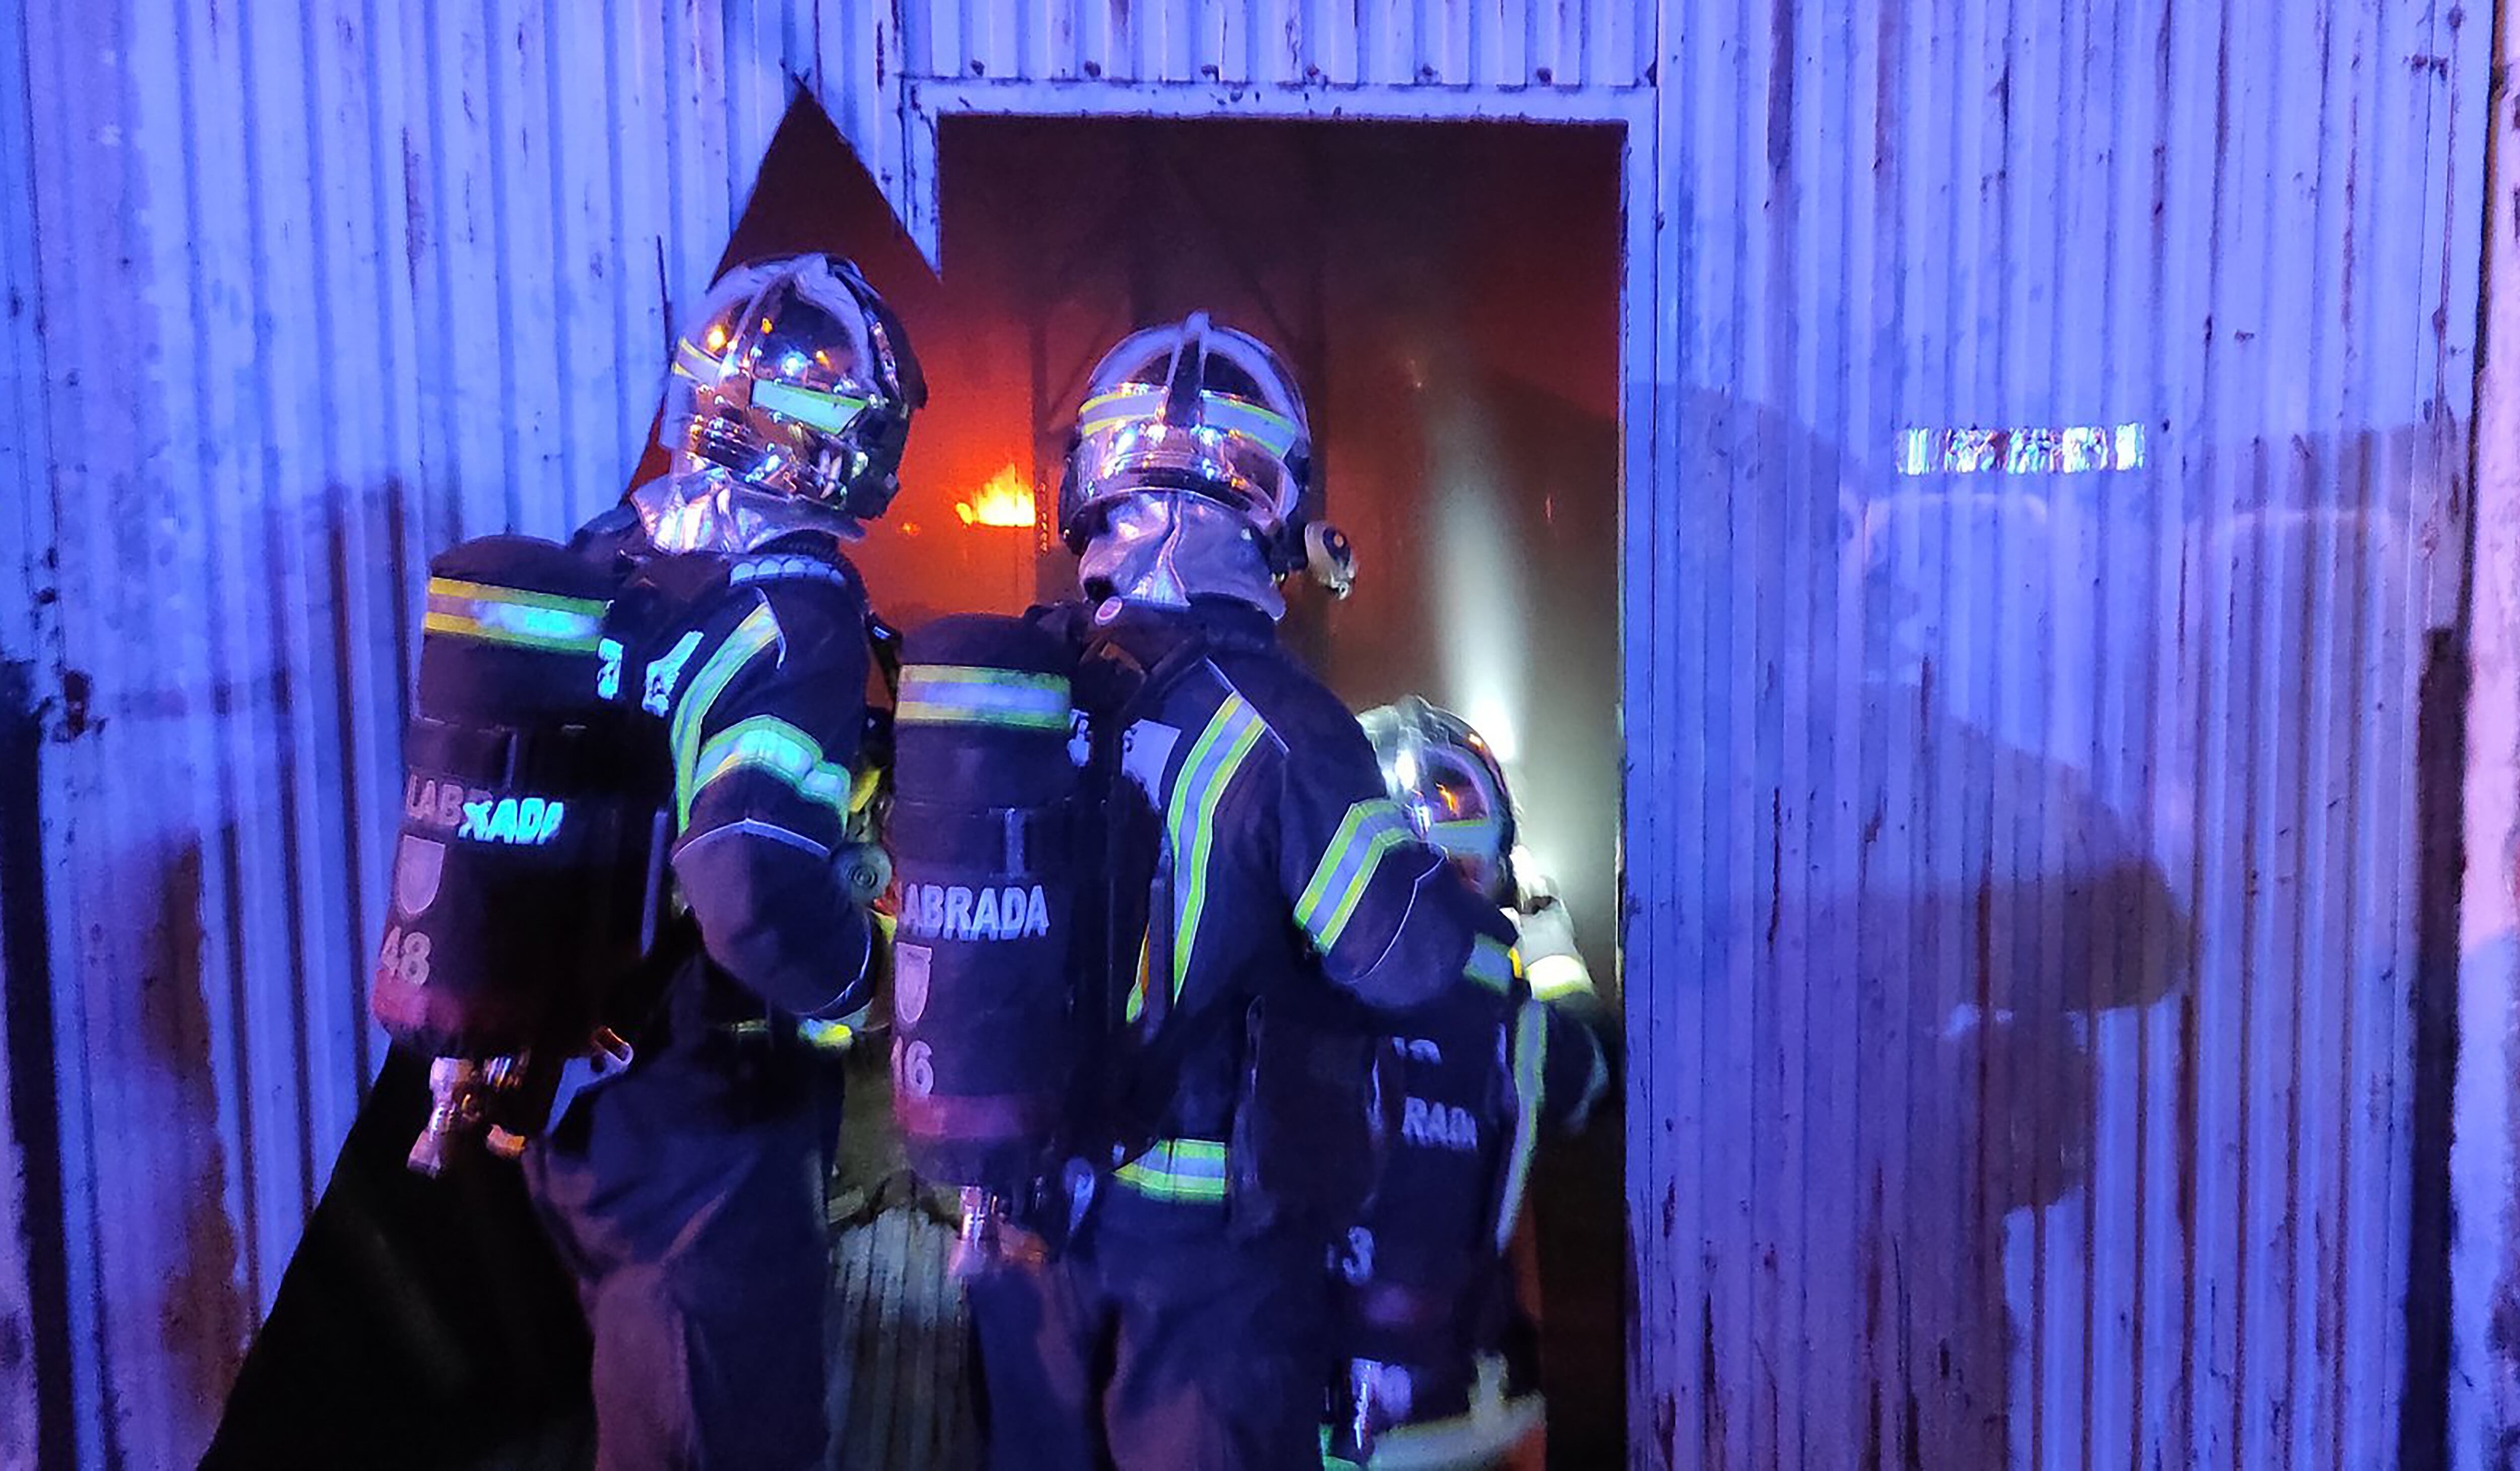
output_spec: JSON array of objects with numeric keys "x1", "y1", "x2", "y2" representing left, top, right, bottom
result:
[
  {"x1": 4, "y1": 1, "x2": 2491, "y2": 1466},
  {"x1": 1628, "y1": 2, "x2": 2485, "y2": 1469},
  {"x1": 899, "y1": 0, "x2": 1656, "y2": 90},
  {"x1": 2452, "y1": 7, "x2": 2520, "y2": 1464},
  {"x1": 12, "y1": 3, "x2": 832, "y2": 1461},
  {"x1": 0, "y1": 4, "x2": 52, "y2": 1461}
]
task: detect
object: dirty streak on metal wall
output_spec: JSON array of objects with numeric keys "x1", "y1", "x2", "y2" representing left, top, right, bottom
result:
[
  {"x1": 902, "y1": 0, "x2": 1645, "y2": 93},
  {"x1": 1631, "y1": 1, "x2": 2485, "y2": 1468},
  {"x1": 12, "y1": 1, "x2": 840, "y2": 1462}
]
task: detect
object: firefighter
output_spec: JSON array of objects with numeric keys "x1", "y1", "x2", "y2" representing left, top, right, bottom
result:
[
  {"x1": 961, "y1": 312, "x2": 1521, "y2": 1471},
  {"x1": 518, "y1": 253, "x2": 924, "y2": 1470},
  {"x1": 1322, "y1": 697, "x2": 1612, "y2": 1469}
]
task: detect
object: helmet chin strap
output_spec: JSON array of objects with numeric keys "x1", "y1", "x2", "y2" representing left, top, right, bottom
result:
[{"x1": 631, "y1": 468, "x2": 865, "y2": 556}]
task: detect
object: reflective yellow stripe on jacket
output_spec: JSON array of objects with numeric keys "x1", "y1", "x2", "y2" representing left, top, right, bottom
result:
[
  {"x1": 422, "y1": 577, "x2": 607, "y2": 655},
  {"x1": 1111, "y1": 1136, "x2": 1229, "y2": 1205}
]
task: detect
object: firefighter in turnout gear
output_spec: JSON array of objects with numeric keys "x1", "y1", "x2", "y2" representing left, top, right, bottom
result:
[
  {"x1": 518, "y1": 253, "x2": 925, "y2": 1470},
  {"x1": 961, "y1": 312, "x2": 1520, "y2": 1471},
  {"x1": 1321, "y1": 698, "x2": 1612, "y2": 1469}
]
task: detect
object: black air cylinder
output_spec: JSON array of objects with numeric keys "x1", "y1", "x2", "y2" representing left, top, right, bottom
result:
[
  {"x1": 371, "y1": 536, "x2": 660, "y2": 1063},
  {"x1": 888, "y1": 614, "x2": 1081, "y2": 1197}
]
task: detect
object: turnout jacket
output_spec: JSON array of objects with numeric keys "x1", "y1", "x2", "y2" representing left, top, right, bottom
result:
[
  {"x1": 1063, "y1": 596, "x2": 1519, "y2": 1157},
  {"x1": 573, "y1": 508, "x2": 877, "y2": 1026}
]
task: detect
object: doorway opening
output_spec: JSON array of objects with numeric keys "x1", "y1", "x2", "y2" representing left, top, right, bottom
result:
[{"x1": 764, "y1": 107, "x2": 1628, "y2": 1464}]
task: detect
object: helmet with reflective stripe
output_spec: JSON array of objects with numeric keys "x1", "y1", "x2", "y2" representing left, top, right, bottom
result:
[
  {"x1": 1359, "y1": 695, "x2": 1517, "y2": 906},
  {"x1": 1058, "y1": 311, "x2": 1346, "y2": 587},
  {"x1": 661, "y1": 254, "x2": 927, "y2": 521}
]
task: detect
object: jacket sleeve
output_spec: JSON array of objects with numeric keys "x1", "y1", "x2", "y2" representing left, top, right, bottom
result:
[
  {"x1": 664, "y1": 578, "x2": 875, "y2": 1019},
  {"x1": 1272, "y1": 690, "x2": 1517, "y2": 1011}
]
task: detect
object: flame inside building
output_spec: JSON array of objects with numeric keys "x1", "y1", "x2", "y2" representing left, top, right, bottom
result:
[{"x1": 954, "y1": 464, "x2": 1038, "y2": 528}]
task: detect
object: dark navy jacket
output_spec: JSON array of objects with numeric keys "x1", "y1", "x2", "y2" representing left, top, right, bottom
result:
[
  {"x1": 575, "y1": 510, "x2": 877, "y2": 1028},
  {"x1": 1064, "y1": 597, "x2": 1519, "y2": 1157}
]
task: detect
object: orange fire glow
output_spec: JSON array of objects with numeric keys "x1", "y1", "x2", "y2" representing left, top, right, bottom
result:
[{"x1": 955, "y1": 464, "x2": 1037, "y2": 529}]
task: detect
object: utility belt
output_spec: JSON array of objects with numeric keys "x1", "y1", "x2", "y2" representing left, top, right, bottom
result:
[{"x1": 543, "y1": 951, "x2": 857, "y2": 1134}]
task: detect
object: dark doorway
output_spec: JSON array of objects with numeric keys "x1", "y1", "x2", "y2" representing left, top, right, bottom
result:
[{"x1": 872, "y1": 114, "x2": 1628, "y2": 1467}]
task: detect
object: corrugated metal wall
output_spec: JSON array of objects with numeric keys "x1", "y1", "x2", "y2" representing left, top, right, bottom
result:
[
  {"x1": 1627, "y1": 1, "x2": 2486, "y2": 1467},
  {"x1": 898, "y1": 0, "x2": 1645, "y2": 89},
  {"x1": 1, "y1": 3, "x2": 897, "y2": 1463},
  {"x1": 0, "y1": 0, "x2": 2497, "y2": 1466},
  {"x1": 2452, "y1": 4, "x2": 2520, "y2": 1464},
  {"x1": 2, "y1": 0, "x2": 59, "y2": 1462}
]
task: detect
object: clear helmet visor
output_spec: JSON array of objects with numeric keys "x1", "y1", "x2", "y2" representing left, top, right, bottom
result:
[
  {"x1": 1066, "y1": 382, "x2": 1306, "y2": 537},
  {"x1": 1408, "y1": 760, "x2": 1511, "y2": 894},
  {"x1": 1069, "y1": 419, "x2": 1296, "y2": 532}
]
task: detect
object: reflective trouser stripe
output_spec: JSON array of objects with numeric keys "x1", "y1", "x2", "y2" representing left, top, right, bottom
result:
[{"x1": 1110, "y1": 1136, "x2": 1228, "y2": 1204}]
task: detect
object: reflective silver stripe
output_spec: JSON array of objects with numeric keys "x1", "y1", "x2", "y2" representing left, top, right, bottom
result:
[
  {"x1": 896, "y1": 664, "x2": 1073, "y2": 732},
  {"x1": 1076, "y1": 386, "x2": 1163, "y2": 435},
  {"x1": 689, "y1": 716, "x2": 854, "y2": 816},
  {"x1": 1525, "y1": 949, "x2": 1592, "y2": 1002},
  {"x1": 1494, "y1": 1000, "x2": 1549, "y2": 1251},
  {"x1": 1076, "y1": 385, "x2": 1301, "y2": 458},
  {"x1": 749, "y1": 378, "x2": 870, "y2": 434},
  {"x1": 669, "y1": 602, "x2": 781, "y2": 829}
]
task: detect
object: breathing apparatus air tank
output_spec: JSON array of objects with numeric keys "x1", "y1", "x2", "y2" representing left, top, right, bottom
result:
[
  {"x1": 886, "y1": 614, "x2": 1082, "y2": 1266},
  {"x1": 370, "y1": 535, "x2": 670, "y2": 1174}
]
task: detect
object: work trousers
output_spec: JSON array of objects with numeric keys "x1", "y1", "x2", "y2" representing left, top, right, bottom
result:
[
  {"x1": 968, "y1": 1185, "x2": 1332, "y2": 1470},
  {"x1": 524, "y1": 1035, "x2": 844, "y2": 1471}
]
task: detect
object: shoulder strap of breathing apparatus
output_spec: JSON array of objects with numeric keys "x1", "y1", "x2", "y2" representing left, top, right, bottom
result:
[
  {"x1": 572, "y1": 511, "x2": 891, "y2": 1033},
  {"x1": 1047, "y1": 607, "x2": 1221, "y2": 1171}
]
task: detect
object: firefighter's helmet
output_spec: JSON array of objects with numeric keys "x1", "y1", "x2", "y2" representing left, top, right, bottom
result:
[
  {"x1": 1359, "y1": 696, "x2": 1517, "y2": 905},
  {"x1": 661, "y1": 254, "x2": 926, "y2": 522},
  {"x1": 1058, "y1": 311, "x2": 1353, "y2": 594}
]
